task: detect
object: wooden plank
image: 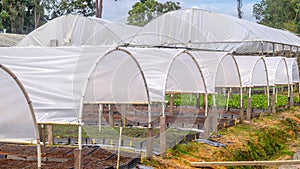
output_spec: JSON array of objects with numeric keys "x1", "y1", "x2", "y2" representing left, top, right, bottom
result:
[
  {"x1": 246, "y1": 97, "x2": 251, "y2": 121},
  {"x1": 191, "y1": 160, "x2": 300, "y2": 167},
  {"x1": 169, "y1": 94, "x2": 174, "y2": 117},
  {"x1": 84, "y1": 101, "x2": 148, "y2": 105},
  {"x1": 146, "y1": 126, "x2": 153, "y2": 159},
  {"x1": 160, "y1": 116, "x2": 166, "y2": 158},
  {"x1": 196, "y1": 93, "x2": 200, "y2": 109},
  {"x1": 109, "y1": 105, "x2": 114, "y2": 127},
  {"x1": 121, "y1": 105, "x2": 127, "y2": 127},
  {"x1": 74, "y1": 149, "x2": 82, "y2": 169},
  {"x1": 38, "y1": 122, "x2": 81, "y2": 126},
  {"x1": 290, "y1": 87, "x2": 294, "y2": 108},
  {"x1": 47, "y1": 125, "x2": 54, "y2": 145},
  {"x1": 272, "y1": 92, "x2": 276, "y2": 113},
  {"x1": 239, "y1": 99, "x2": 244, "y2": 122}
]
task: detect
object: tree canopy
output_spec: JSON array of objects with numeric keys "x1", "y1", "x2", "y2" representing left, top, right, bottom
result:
[
  {"x1": 0, "y1": 0, "x2": 45, "y2": 34},
  {"x1": 0, "y1": 0, "x2": 95, "y2": 34},
  {"x1": 43, "y1": 0, "x2": 95, "y2": 20},
  {"x1": 253, "y1": 0, "x2": 300, "y2": 33},
  {"x1": 127, "y1": 0, "x2": 181, "y2": 27}
]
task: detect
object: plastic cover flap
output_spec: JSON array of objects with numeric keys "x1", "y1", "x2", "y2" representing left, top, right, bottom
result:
[
  {"x1": 0, "y1": 68, "x2": 36, "y2": 142},
  {"x1": 265, "y1": 57, "x2": 289, "y2": 85},
  {"x1": 286, "y1": 58, "x2": 300, "y2": 84},
  {"x1": 0, "y1": 46, "x2": 112, "y2": 123},
  {"x1": 85, "y1": 50, "x2": 149, "y2": 103},
  {"x1": 191, "y1": 51, "x2": 240, "y2": 93},
  {"x1": 166, "y1": 52, "x2": 206, "y2": 93},
  {"x1": 235, "y1": 56, "x2": 268, "y2": 87}
]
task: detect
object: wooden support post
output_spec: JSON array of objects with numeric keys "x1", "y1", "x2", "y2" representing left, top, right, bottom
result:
[
  {"x1": 116, "y1": 127, "x2": 123, "y2": 169},
  {"x1": 121, "y1": 105, "x2": 127, "y2": 127},
  {"x1": 169, "y1": 94, "x2": 174, "y2": 117},
  {"x1": 290, "y1": 85, "x2": 294, "y2": 108},
  {"x1": 147, "y1": 103, "x2": 153, "y2": 159},
  {"x1": 74, "y1": 148, "x2": 82, "y2": 169},
  {"x1": 246, "y1": 98, "x2": 251, "y2": 121},
  {"x1": 267, "y1": 85, "x2": 271, "y2": 115},
  {"x1": 239, "y1": 101, "x2": 244, "y2": 122},
  {"x1": 47, "y1": 124, "x2": 54, "y2": 145},
  {"x1": 109, "y1": 105, "x2": 114, "y2": 127},
  {"x1": 228, "y1": 88, "x2": 232, "y2": 100},
  {"x1": 246, "y1": 88, "x2": 252, "y2": 121},
  {"x1": 239, "y1": 88, "x2": 244, "y2": 122},
  {"x1": 203, "y1": 117, "x2": 210, "y2": 138},
  {"x1": 272, "y1": 87, "x2": 276, "y2": 113},
  {"x1": 204, "y1": 94, "x2": 208, "y2": 116},
  {"x1": 146, "y1": 125, "x2": 153, "y2": 159},
  {"x1": 226, "y1": 88, "x2": 231, "y2": 111},
  {"x1": 212, "y1": 106, "x2": 218, "y2": 134},
  {"x1": 41, "y1": 124, "x2": 45, "y2": 147},
  {"x1": 196, "y1": 93, "x2": 200, "y2": 109},
  {"x1": 160, "y1": 116, "x2": 166, "y2": 158},
  {"x1": 203, "y1": 105, "x2": 218, "y2": 138},
  {"x1": 98, "y1": 104, "x2": 103, "y2": 131}
]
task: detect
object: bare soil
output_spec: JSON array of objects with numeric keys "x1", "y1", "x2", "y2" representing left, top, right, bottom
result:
[{"x1": 0, "y1": 144, "x2": 139, "y2": 169}]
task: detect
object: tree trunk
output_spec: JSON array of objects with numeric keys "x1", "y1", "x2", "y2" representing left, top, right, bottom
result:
[
  {"x1": 237, "y1": 0, "x2": 242, "y2": 19},
  {"x1": 96, "y1": 0, "x2": 103, "y2": 18}
]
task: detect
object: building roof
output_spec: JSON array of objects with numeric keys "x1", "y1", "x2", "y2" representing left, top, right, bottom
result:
[{"x1": 0, "y1": 33, "x2": 25, "y2": 47}]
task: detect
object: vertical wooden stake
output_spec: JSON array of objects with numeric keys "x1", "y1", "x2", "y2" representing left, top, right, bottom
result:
[
  {"x1": 74, "y1": 149, "x2": 82, "y2": 169},
  {"x1": 212, "y1": 106, "x2": 218, "y2": 134},
  {"x1": 272, "y1": 87, "x2": 276, "y2": 113},
  {"x1": 239, "y1": 88, "x2": 244, "y2": 123},
  {"x1": 41, "y1": 124, "x2": 45, "y2": 148},
  {"x1": 290, "y1": 84, "x2": 294, "y2": 108},
  {"x1": 196, "y1": 93, "x2": 200, "y2": 109},
  {"x1": 121, "y1": 105, "x2": 127, "y2": 127},
  {"x1": 109, "y1": 105, "x2": 114, "y2": 127},
  {"x1": 98, "y1": 104, "x2": 103, "y2": 131},
  {"x1": 160, "y1": 107, "x2": 166, "y2": 158},
  {"x1": 169, "y1": 94, "x2": 174, "y2": 117},
  {"x1": 116, "y1": 127, "x2": 123, "y2": 169},
  {"x1": 146, "y1": 125, "x2": 153, "y2": 159},
  {"x1": 47, "y1": 124, "x2": 54, "y2": 145},
  {"x1": 246, "y1": 88, "x2": 252, "y2": 121}
]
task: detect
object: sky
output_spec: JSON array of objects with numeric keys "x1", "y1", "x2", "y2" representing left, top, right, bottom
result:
[{"x1": 101, "y1": 0, "x2": 260, "y2": 23}]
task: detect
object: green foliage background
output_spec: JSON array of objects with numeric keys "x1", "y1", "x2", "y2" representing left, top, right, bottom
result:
[{"x1": 253, "y1": 0, "x2": 300, "y2": 33}]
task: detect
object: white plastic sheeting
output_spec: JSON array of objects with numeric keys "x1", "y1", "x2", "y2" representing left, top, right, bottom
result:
[
  {"x1": 16, "y1": 15, "x2": 140, "y2": 47},
  {"x1": 84, "y1": 47, "x2": 207, "y2": 104},
  {"x1": 286, "y1": 58, "x2": 300, "y2": 84},
  {"x1": 0, "y1": 46, "x2": 208, "y2": 124},
  {"x1": 0, "y1": 65, "x2": 38, "y2": 143},
  {"x1": 130, "y1": 8, "x2": 300, "y2": 53},
  {"x1": 84, "y1": 49, "x2": 149, "y2": 104},
  {"x1": 264, "y1": 57, "x2": 290, "y2": 86},
  {"x1": 234, "y1": 56, "x2": 269, "y2": 87},
  {"x1": 0, "y1": 46, "x2": 113, "y2": 123},
  {"x1": 190, "y1": 51, "x2": 241, "y2": 93}
]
